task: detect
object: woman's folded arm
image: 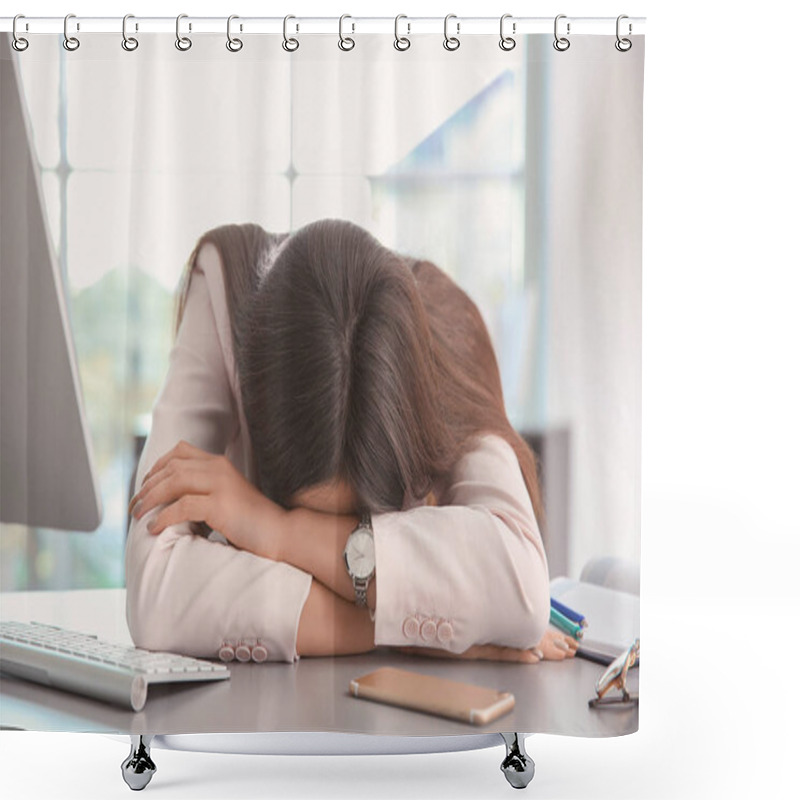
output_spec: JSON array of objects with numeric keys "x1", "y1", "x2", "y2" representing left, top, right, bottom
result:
[
  {"x1": 295, "y1": 578, "x2": 376, "y2": 657},
  {"x1": 370, "y1": 433, "x2": 551, "y2": 654},
  {"x1": 125, "y1": 243, "x2": 313, "y2": 663}
]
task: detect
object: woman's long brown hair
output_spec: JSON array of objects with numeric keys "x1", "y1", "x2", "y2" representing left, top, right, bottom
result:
[
  {"x1": 174, "y1": 220, "x2": 545, "y2": 531},
  {"x1": 409, "y1": 257, "x2": 545, "y2": 529}
]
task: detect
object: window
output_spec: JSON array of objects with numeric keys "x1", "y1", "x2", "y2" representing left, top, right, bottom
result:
[{"x1": 1, "y1": 41, "x2": 540, "y2": 590}]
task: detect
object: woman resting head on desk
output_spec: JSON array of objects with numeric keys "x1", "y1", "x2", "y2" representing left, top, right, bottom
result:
[{"x1": 128, "y1": 219, "x2": 578, "y2": 665}]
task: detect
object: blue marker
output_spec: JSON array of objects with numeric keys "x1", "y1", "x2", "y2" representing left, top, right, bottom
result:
[{"x1": 551, "y1": 597, "x2": 588, "y2": 628}]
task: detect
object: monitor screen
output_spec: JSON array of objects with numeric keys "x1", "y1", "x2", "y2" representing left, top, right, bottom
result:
[{"x1": 0, "y1": 33, "x2": 102, "y2": 531}]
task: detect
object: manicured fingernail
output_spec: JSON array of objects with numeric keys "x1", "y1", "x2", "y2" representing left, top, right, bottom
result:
[
  {"x1": 147, "y1": 520, "x2": 156, "y2": 534},
  {"x1": 532, "y1": 647, "x2": 544, "y2": 659},
  {"x1": 553, "y1": 639, "x2": 569, "y2": 651},
  {"x1": 133, "y1": 501, "x2": 143, "y2": 518}
]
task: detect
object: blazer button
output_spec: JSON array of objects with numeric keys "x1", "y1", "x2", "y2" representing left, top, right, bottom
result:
[
  {"x1": 402, "y1": 615, "x2": 420, "y2": 639},
  {"x1": 436, "y1": 620, "x2": 454, "y2": 644},
  {"x1": 235, "y1": 643, "x2": 252, "y2": 662},
  {"x1": 251, "y1": 643, "x2": 268, "y2": 662},
  {"x1": 420, "y1": 618, "x2": 437, "y2": 642},
  {"x1": 218, "y1": 643, "x2": 235, "y2": 662}
]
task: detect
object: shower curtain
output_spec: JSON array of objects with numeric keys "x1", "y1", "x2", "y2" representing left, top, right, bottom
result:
[{"x1": 1, "y1": 18, "x2": 644, "y2": 742}]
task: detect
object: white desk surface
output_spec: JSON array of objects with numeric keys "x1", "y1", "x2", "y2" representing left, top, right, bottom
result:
[{"x1": 0, "y1": 589, "x2": 637, "y2": 737}]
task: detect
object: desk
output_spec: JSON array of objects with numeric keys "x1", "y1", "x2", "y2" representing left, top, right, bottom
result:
[{"x1": 1, "y1": 589, "x2": 637, "y2": 738}]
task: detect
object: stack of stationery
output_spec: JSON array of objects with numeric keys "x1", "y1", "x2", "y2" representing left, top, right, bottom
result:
[{"x1": 549, "y1": 576, "x2": 640, "y2": 666}]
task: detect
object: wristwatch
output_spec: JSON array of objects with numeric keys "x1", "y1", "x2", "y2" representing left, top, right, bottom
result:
[{"x1": 343, "y1": 510, "x2": 375, "y2": 614}]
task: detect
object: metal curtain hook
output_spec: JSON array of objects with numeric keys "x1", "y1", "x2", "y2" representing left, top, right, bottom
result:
[
  {"x1": 12, "y1": 14, "x2": 29, "y2": 51},
  {"x1": 122, "y1": 14, "x2": 139, "y2": 52},
  {"x1": 283, "y1": 15, "x2": 299, "y2": 52},
  {"x1": 553, "y1": 14, "x2": 571, "y2": 52},
  {"x1": 499, "y1": 13, "x2": 516, "y2": 51},
  {"x1": 615, "y1": 14, "x2": 632, "y2": 51},
  {"x1": 63, "y1": 13, "x2": 80, "y2": 51},
  {"x1": 339, "y1": 14, "x2": 355, "y2": 51},
  {"x1": 394, "y1": 14, "x2": 410, "y2": 51},
  {"x1": 443, "y1": 13, "x2": 460, "y2": 51},
  {"x1": 227, "y1": 15, "x2": 243, "y2": 52},
  {"x1": 176, "y1": 14, "x2": 192, "y2": 51}
]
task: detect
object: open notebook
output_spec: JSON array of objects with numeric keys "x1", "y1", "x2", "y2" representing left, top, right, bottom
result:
[{"x1": 550, "y1": 576, "x2": 640, "y2": 664}]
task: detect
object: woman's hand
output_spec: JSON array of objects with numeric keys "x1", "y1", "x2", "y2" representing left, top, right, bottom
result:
[
  {"x1": 396, "y1": 643, "x2": 544, "y2": 664},
  {"x1": 535, "y1": 627, "x2": 580, "y2": 660},
  {"x1": 395, "y1": 628, "x2": 579, "y2": 664},
  {"x1": 128, "y1": 439, "x2": 288, "y2": 561}
]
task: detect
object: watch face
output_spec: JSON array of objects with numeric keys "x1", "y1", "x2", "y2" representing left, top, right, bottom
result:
[{"x1": 345, "y1": 528, "x2": 375, "y2": 579}]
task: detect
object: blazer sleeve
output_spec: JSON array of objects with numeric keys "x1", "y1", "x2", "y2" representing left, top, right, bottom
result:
[
  {"x1": 124, "y1": 243, "x2": 313, "y2": 663},
  {"x1": 371, "y1": 433, "x2": 551, "y2": 653}
]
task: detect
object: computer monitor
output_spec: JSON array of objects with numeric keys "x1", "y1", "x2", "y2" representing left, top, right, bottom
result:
[{"x1": 0, "y1": 33, "x2": 103, "y2": 531}]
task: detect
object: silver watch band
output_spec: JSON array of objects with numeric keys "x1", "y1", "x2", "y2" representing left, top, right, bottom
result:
[
  {"x1": 354, "y1": 578, "x2": 368, "y2": 607},
  {"x1": 351, "y1": 511, "x2": 373, "y2": 613},
  {"x1": 357, "y1": 579, "x2": 376, "y2": 622}
]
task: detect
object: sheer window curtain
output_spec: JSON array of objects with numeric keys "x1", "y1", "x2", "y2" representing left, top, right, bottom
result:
[
  {"x1": 543, "y1": 40, "x2": 643, "y2": 578},
  {"x1": 2, "y1": 31, "x2": 641, "y2": 592}
]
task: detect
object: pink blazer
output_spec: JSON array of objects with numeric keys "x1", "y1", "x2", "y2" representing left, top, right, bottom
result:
[{"x1": 125, "y1": 240, "x2": 551, "y2": 663}]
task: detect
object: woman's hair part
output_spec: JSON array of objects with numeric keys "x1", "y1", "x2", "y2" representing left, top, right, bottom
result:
[{"x1": 173, "y1": 219, "x2": 546, "y2": 530}]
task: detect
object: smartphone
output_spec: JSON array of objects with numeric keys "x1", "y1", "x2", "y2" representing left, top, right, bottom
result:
[{"x1": 349, "y1": 666, "x2": 515, "y2": 726}]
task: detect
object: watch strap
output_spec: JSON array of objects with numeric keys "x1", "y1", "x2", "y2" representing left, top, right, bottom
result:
[
  {"x1": 355, "y1": 579, "x2": 376, "y2": 621},
  {"x1": 354, "y1": 577, "x2": 368, "y2": 606}
]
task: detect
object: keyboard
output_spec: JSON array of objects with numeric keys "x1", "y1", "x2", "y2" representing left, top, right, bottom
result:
[{"x1": 0, "y1": 620, "x2": 230, "y2": 712}]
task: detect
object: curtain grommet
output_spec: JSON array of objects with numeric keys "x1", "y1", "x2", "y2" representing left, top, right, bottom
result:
[
  {"x1": 499, "y1": 14, "x2": 516, "y2": 51},
  {"x1": 394, "y1": 14, "x2": 411, "y2": 51},
  {"x1": 63, "y1": 13, "x2": 80, "y2": 52},
  {"x1": 553, "y1": 14, "x2": 571, "y2": 52},
  {"x1": 283, "y1": 15, "x2": 299, "y2": 52},
  {"x1": 282, "y1": 14, "x2": 300, "y2": 53},
  {"x1": 338, "y1": 14, "x2": 355, "y2": 51},
  {"x1": 121, "y1": 14, "x2": 139, "y2": 52},
  {"x1": 443, "y1": 13, "x2": 460, "y2": 51},
  {"x1": 226, "y1": 15, "x2": 243, "y2": 52},
  {"x1": 175, "y1": 14, "x2": 192, "y2": 51},
  {"x1": 12, "y1": 14, "x2": 29, "y2": 52},
  {"x1": 615, "y1": 15, "x2": 633, "y2": 52}
]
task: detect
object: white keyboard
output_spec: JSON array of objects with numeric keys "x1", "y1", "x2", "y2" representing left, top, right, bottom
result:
[{"x1": 0, "y1": 620, "x2": 230, "y2": 712}]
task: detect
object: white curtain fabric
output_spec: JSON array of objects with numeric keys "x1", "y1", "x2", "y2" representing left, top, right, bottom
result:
[
  {"x1": 539, "y1": 35, "x2": 644, "y2": 578},
  {"x1": 3, "y1": 29, "x2": 642, "y2": 617},
  {"x1": 1, "y1": 24, "x2": 645, "y2": 745}
]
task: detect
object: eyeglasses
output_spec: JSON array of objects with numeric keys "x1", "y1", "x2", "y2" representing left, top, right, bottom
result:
[{"x1": 588, "y1": 638, "x2": 639, "y2": 709}]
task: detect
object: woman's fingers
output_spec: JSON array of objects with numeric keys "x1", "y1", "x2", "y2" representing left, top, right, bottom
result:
[
  {"x1": 537, "y1": 627, "x2": 579, "y2": 660},
  {"x1": 133, "y1": 462, "x2": 216, "y2": 519},
  {"x1": 147, "y1": 494, "x2": 209, "y2": 535},
  {"x1": 397, "y1": 634, "x2": 583, "y2": 664},
  {"x1": 130, "y1": 450, "x2": 220, "y2": 514},
  {"x1": 137, "y1": 440, "x2": 216, "y2": 496},
  {"x1": 130, "y1": 457, "x2": 193, "y2": 513}
]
